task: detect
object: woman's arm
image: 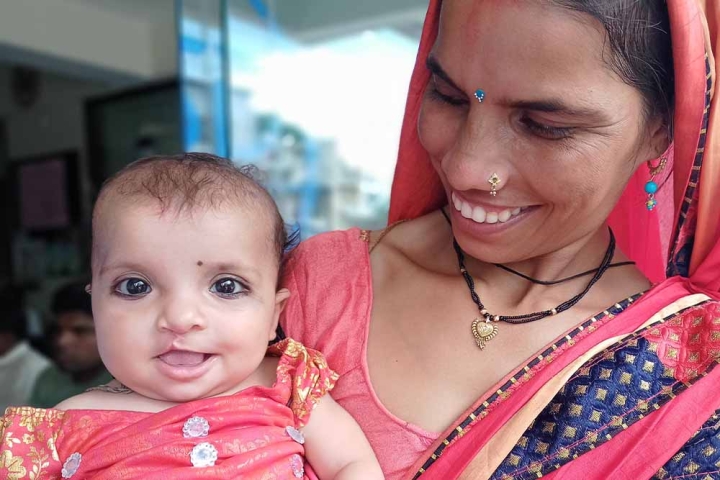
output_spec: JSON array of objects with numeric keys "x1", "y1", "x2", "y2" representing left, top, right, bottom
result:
[{"x1": 303, "y1": 394, "x2": 384, "y2": 480}]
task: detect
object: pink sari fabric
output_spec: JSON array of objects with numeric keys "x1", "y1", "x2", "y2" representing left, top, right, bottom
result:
[
  {"x1": 0, "y1": 339, "x2": 336, "y2": 480},
  {"x1": 385, "y1": 0, "x2": 720, "y2": 479}
]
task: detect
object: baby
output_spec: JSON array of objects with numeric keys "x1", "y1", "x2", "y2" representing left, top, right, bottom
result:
[{"x1": 0, "y1": 153, "x2": 383, "y2": 479}]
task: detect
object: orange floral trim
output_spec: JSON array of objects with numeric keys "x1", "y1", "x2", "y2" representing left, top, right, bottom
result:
[
  {"x1": 1, "y1": 407, "x2": 64, "y2": 480},
  {"x1": 269, "y1": 338, "x2": 339, "y2": 427}
]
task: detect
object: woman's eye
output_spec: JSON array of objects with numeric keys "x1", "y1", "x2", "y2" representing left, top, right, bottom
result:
[
  {"x1": 115, "y1": 278, "x2": 151, "y2": 297},
  {"x1": 521, "y1": 116, "x2": 574, "y2": 140},
  {"x1": 428, "y1": 77, "x2": 468, "y2": 106},
  {"x1": 210, "y1": 278, "x2": 246, "y2": 298}
]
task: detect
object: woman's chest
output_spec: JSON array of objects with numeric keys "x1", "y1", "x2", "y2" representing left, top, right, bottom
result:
[{"x1": 365, "y1": 275, "x2": 606, "y2": 434}]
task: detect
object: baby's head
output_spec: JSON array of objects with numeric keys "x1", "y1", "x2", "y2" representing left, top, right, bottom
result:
[{"x1": 89, "y1": 153, "x2": 290, "y2": 402}]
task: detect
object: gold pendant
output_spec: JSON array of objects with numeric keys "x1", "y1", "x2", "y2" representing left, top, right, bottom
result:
[{"x1": 471, "y1": 317, "x2": 499, "y2": 349}]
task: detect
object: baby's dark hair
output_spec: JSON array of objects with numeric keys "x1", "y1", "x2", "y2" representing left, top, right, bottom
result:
[{"x1": 93, "y1": 153, "x2": 290, "y2": 269}]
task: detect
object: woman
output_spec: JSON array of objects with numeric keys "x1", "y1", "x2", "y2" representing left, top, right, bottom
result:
[{"x1": 281, "y1": 1, "x2": 720, "y2": 478}]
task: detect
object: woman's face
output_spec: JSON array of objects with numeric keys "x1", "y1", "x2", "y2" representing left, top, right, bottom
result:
[{"x1": 418, "y1": 0, "x2": 667, "y2": 262}]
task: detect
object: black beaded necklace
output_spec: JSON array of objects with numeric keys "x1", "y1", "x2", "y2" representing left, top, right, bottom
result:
[{"x1": 440, "y1": 208, "x2": 617, "y2": 349}]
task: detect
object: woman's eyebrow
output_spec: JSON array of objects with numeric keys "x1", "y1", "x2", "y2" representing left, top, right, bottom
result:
[
  {"x1": 426, "y1": 55, "x2": 464, "y2": 91},
  {"x1": 426, "y1": 55, "x2": 612, "y2": 123},
  {"x1": 502, "y1": 99, "x2": 606, "y2": 119}
]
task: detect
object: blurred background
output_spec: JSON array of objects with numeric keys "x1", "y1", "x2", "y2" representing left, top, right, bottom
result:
[{"x1": 0, "y1": 0, "x2": 425, "y2": 409}]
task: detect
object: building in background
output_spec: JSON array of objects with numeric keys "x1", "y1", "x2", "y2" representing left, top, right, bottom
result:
[{"x1": 179, "y1": 0, "x2": 423, "y2": 235}]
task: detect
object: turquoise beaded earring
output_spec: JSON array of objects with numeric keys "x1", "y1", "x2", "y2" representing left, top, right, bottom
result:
[{"x1": 645, "y1": 156, "x2": 667, "y2": 211}]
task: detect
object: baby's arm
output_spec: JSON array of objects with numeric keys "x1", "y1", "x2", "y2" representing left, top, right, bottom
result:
[{"x1": 303, "y1": 394, "x2": 384, "y2": 479}]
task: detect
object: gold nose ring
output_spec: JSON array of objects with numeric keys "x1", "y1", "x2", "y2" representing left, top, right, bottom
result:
[{"x1": 488, "y1": 173, "x2": 501, "y2": 196}]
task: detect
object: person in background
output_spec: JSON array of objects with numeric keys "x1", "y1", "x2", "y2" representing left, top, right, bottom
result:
[
  {"x1": 29, "y1": 281, "x2": 113, "y2": 408},
  {"x1": 0, "y1": 285, "x2": 50, "y2": 411}
]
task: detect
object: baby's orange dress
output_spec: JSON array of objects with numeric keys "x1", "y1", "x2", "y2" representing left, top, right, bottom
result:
[{"x1": 0, "y1": 339, "x2": 336, "y2": 479}]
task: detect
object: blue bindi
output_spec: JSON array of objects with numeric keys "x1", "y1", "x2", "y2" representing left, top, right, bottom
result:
[{"x1": 474, "y1": 89, "x2": 486, "y2": 103}]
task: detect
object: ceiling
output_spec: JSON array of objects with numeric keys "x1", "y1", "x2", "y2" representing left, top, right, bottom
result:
[
  {"x1": 0, "y1": 0, "x2": 427, "y2": 85},
  {"x1": 70, "y1": 0, "x2": 427, "y2": 40}
]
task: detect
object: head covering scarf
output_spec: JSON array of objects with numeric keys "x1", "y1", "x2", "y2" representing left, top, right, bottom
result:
[
  {"x1": 388, "y1": 0, "x2": 720, "y2": 292},
  {"x1": 388, "y1": 2, "x2": 720, "y2": 478}
]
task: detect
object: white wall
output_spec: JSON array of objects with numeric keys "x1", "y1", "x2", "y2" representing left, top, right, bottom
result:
[
  {"x1": 0, "y1": 0, "x2": 177, "y2": 81},
  {"x1": 0, "y1": 66, "x2": 109, "y2": 161},
  {"x1": 277, "y1": 0, "x2": 427, "y2": 37},
  {"x1": 0, "y1": 64, "x2": 113, "y2": 225}
]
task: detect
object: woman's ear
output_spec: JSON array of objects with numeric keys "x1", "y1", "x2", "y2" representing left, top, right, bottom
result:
[{"x1": 639, "y1": 116, "x2": 672, "y2": 166}]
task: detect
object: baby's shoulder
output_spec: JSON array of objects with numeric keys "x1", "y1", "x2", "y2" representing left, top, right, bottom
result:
[
  {"x1": 55, "y1": 382, "x2": 172, "y2": 412},
  {"x1": 54, "y1": 390, "x2": 115, "y2": 411}
]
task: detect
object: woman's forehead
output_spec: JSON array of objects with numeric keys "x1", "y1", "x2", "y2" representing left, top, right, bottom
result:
[
  {"x1": 433, "y1": 1, "x2": 639, "y2": 110},
  {"x1": 436, "y1": 1, "x2": 604, "y2": 67}
]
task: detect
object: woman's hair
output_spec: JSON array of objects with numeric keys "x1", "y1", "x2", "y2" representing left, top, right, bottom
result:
[{"x1": 552, "y1": 0, "x2": 675, "y2": 137}]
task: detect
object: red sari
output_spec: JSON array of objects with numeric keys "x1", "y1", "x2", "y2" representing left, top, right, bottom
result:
[
  {"x1": 385, "y1": 0, "x2": 720, "y2": 478},
  {"x1": 0, "y1": 339, "x2": 337, "y2": 480}
]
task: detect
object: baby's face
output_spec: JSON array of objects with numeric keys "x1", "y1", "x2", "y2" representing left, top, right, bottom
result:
[{"x1": 90, "y1": 202, "x2": 288, "y2": 402}]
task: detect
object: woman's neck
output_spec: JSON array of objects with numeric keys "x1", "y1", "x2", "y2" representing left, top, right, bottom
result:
[{"x1": 451, "y1": 221, "x2": 630, "y2": 316}]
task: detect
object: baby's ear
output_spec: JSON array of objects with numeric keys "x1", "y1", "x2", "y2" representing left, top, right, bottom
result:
[
  {"x1": 269, "y1": 288, "x2": 291, "y2": 341},
  {"x1": 275, "y1": 288, "x2": 291, "y2": 310}
]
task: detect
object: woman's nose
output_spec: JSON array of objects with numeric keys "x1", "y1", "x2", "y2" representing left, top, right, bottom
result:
[{"x1": 441, "y1": 117, "x2": 511, "y2": 195}]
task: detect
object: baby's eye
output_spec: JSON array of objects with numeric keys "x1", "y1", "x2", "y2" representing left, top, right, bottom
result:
[
  {"x1": 115, "y1": 278, "x2": 151, "y2": 297},
  {"x1": 210, "y1": 278, "x2": 246, "y2": 298}
]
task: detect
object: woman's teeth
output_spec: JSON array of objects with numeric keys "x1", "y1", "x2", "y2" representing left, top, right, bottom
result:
[{"x1": 452, "y1": 192, "x2": 524, "y2": 225}]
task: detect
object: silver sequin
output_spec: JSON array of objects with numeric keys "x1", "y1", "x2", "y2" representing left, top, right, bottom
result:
[
  {"x1": 290, "y1": 454, "x2": 304, "y2": 478},
  {"x1": 183, "y1": 416, "x2": 210, "y2": 438},
  {"x1": 190, "y1": 442, "x2": 218, "y2": 467},
  {"x1": 285, "y1": 426, "x2": 305, "y2": 445},
  {"x1": 61, "y1": 452, "x2": 82, "y2": 478}
]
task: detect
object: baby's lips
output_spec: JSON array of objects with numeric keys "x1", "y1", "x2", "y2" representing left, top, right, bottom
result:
[{"x1": 158, "y1": 350, "x2": 207, "y2": 366}]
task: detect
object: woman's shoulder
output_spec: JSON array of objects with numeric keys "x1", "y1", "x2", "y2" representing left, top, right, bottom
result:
[
  {"x1": 285, "y1": 214, "x2": 444, "y2": 268},
  {"x1": 282, "y1": 227, "x2": 372, "y2": 296},
  {"x1": 285, "y1": 227, "x2": 369, "y2": 268},
  {"x1": 280, "y1": 228, "x2": 375, "y2": 355}
]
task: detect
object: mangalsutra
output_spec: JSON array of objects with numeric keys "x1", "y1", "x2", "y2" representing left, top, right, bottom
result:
[{"x1": 440, "y1": 208, "x2": 616, "y2": 349}]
